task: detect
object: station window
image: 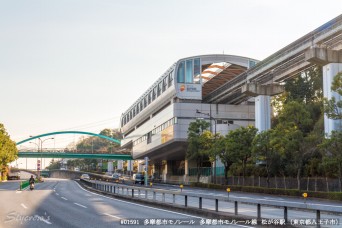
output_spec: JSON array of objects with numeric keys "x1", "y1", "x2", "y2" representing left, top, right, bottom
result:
[
  {"x1": 177, "y1": 61, "x2": 185, "y2": 83},
  {"x1": 162, "y1": 77, "x2": 167, "y2": 92},
  {"x1": 168, "y1": 72, "x2": 173, "y2": 87},
  {"x1": 157, "y1": 82, "x2": 162, "y2": 97},
  {"x1": 148, "y1": 91, "x2": 152, "y2": 104},
  {"x1": 144, "y1": 96, "x2": 147, "y2": 107},
  {"x1": 147, "y1": 132, "x2": 152, "y2": 144},
  {"x1": 194, "y1": 58, "x2": 201, "y2": 83},
  {"x1": 152, "y1": 87, "x2": 156, "y2": 100},
  {"x1": 185, "y1": 59, "x2": 193, "y2": 83}
]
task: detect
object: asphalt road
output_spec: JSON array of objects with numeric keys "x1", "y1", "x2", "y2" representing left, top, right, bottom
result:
[{"x1": 0, "y1": 178, "x2": 255, "y2": 228}]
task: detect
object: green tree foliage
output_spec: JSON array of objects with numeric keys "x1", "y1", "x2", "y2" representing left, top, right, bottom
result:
[
  {"x1": 320, "y1": 131, "x2": 342, "y2": 191},
  {"x1": 324, "y1": 72, "x2": 342, "y2": 120},
  {"x1": 211, "y1": 135, "x2": 238, "y2": 184},
  {"x1": 0, "y1": 123, "x2": 18, "y2": 180},
  {"x1": 186, "y1": 119, "x2": 210, "y2": 182},
  {"x1": 76, "y1": 129, "x2": 123, "y2": 154},
  {"x1": 284, "y1": 66, "x2": 323, "y2": 104},
  {"x1": 46, "y1": 160, "x2": 61, "y2": 170},
  {"x1": 252, "y1": 129, "x2": 279, "y2": 187},
  {"x1": 226, "y1": 126, "x2": 257, "y2": 184}
]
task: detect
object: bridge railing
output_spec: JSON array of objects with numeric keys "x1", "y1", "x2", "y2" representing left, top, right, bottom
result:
[{"x1": 80, "y1": 179, "x2": 342, "y2": 227}]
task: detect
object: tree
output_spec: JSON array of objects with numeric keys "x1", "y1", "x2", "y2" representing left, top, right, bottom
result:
[
  {"x1": 210, "y1": 135, "x2": 238, "y2": 185},
  {"x1": 186, "y1": 119, "x2": 210, "y2": 182},
  {"x1": 76, "y1": 128, "x2": 123, "y2": 154},
  {"x1": 320, "y1": 131, "x2": 342, "y2": 191},
  {"x1": 252, "y1": 129, "x2": 278, "y2": 187},
  {"x1": 324, "y1": 72, "x2": 342, "y2": 120},
  {"x1": 227, "y1": 126, "x2": 257, "y2": 185},
  {"x1": 284, "y1": 66, "x2": 323, "y2": 104},
  {"x1": 0, "y1": 123, "x2": 18, "y2": 180},
  {"x1": 274, "y1": 101, "x2": 315, "y2": 189}
]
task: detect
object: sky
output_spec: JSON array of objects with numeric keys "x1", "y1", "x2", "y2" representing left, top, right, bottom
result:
[{"x1": 1, "y1": 0, "x2": 341, "y2": 159}]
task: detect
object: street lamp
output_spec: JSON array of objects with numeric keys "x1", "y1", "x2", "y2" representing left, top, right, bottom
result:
[
  {"x1": 30, "y1": 136, "x2": 54, "y2": 176},
  {"x1": 196, "y1": 109, "x2": 217, "y2": 135},
  {"x1": 196, "y1": 109, "x2": 217, "y2": 184}
]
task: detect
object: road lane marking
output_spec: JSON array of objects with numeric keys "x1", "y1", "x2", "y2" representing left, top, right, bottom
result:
[
  {"x1": 21, "y1": 203, "x2": 28, "y2": 209},
  {"x1": 74, "y1": 203, "x2": 87, "y2": 208},
  {"x1": 104, "y1": 213, "x2": 121, "y2": 220},
  {"x1": 41, "y1": 218, "x2": 52, "y2": 225},
  {"x1": 56, "y1": 193, "x2": 59, "y2": 196},
  {"x1": 61, "y1": 197, "x2": 68, "y2": 201}
]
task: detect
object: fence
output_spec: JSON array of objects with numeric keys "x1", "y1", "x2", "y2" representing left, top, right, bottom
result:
[{"x1": 187, "y1": 167, "x2": 342, "y2": 192}]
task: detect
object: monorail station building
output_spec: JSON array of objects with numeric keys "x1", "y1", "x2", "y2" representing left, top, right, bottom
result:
[{"x1": 120, "y1": 54, "x2": 258, "y2": 182}]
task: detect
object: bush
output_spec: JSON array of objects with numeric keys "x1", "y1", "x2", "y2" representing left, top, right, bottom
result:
[{"x1": 190, "y1": 182, "x2": 342, "y2": 201}]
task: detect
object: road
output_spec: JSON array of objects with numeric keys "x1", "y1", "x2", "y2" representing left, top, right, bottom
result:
[{"x1": 0, "y1": 178, "x2": 254, "y2": 228}]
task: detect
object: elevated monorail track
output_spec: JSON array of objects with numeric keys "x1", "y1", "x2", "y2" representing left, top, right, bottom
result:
[{"x1": 204, "y1": 14, "x2": 342, "y2": 104}]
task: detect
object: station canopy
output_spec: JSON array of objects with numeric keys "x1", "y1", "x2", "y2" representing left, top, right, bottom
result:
[{"x1": 195, "y1": 62, "x2": 247, "y2": 97}]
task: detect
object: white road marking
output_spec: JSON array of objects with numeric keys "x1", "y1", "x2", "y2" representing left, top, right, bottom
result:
[
  {"x1": 61, "y1": 197, "x2": 68, "y2": 201},
  {"x1": 74, "y1": 203, "x2": 87, "y2": 208},
  {"x1": 56, "y1": 193, "x2": 59, "y2": 196},
  {"x1": 21, "y1": 203, "x2": 28, "y2": 209},
  {"x1": 41, "y1": 218, "x2": 52, "y2": 225},
  {"x1": 74, "y1": 181, "x2": 202, "y2": 219},
  {"x1": 104, "y1": 213, "x2": 121, "y2": 219}
]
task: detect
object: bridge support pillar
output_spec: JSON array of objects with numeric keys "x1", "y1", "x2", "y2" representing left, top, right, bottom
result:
[
  {"x1": 183, "y1": 160, "x2": 188, "y2": 184},
  {"x1": 255, "y1": 95, "x2": 271, "y2": 132},
  {"x1": 117, "y1": 160, "x2": 124, "y2": 170},
  {"x1": 107, "y1": 160, "x2": 113, "y2": 174},
  {"x1": 323, "y1": 63, "x2": 342, "y2": 135},
  {"x1": 127, "y1": 160, "x2": 133, "y2": 175},
  {"x1": 242, "y1": 82, "x2": 284, "y2": 132}
]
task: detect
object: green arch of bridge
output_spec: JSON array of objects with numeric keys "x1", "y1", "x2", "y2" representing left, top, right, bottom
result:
[{"x1": 16, "y1": 131, "x2": 121, "y2": 146}]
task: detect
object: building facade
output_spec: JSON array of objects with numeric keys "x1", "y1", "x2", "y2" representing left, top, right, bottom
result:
[{"x1": 120, "y1": 54, "x2": 258, "y2": 181}]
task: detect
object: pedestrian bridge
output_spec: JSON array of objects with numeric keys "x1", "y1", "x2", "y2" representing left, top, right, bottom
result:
[
  {"x1": 16, "y1": 130, "x2": 132, "y2": 160},
  {"x1": 17, "y1": 152, "x2": 132, "y2": 160}
]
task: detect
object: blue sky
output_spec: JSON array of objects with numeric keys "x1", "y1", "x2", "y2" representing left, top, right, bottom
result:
[{"x1": 1, "y1": 0, "x2": 341, "y2": 150}]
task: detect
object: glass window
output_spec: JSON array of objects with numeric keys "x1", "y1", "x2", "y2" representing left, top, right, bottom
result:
[
  {"x1": 194, "y1": 58, "x2": 201, "y2": 84},
  {"x1": 148, "y1": 91, "x2": 152, "y2": 104},
  {"x1": 152, "y1": 87, "x2": 156, "y2": 100},
  {"x1": 185, "y1": 59, "x2": 193, "y2": 83},
  {"x1": 162, "y1": 78, "x2": 167, "y2": 92},
  {"x1": 177, "y1": 61, "x2": 185, "y2": 83},
  {"x1": 157, "y1": 82, "x2": 162, "y2": 96},
  {"x1": 168, "y1": 72, "x2": 173, "y2": 87}
]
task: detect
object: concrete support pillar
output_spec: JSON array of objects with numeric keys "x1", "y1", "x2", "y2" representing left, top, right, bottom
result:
[
  {"x1": 127, "y1": 160, "x2": 133, "y2": 175},
  {"x1": 117, "y1": 160, "x2": 123, "y2": 170},
  {"x1": 255, "y1": 95, "x2": 271, "y2": 132},
  {"x1": 323, "y1": 63, "x2": 342, "y2": 135},
  {"x1": 138, "y1": 163, "x2": 143, "y2": 173},
  {"x1": 107, "y1": 160, "x2": 113, "y2": 174},
  {"x1": 183, "y1": 160, "x2": 188, "y2": 183},
  {"x1": 162, "y1": 160, "x2": 168, "y2": 183}
]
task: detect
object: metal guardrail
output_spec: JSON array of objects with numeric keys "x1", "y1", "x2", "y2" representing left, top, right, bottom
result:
[
  {"x1": 81, "y1": 179, "x2": 342, "y2": 227},
  {"x1": 19, "y1": 180, "x2": 30, "y2": 190}
]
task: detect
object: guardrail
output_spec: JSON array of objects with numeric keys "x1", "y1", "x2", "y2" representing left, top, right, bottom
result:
[
  {"x1": 80, "y1": 179, "x2": 342, "y2": 227},
  {"x1": 19, "y1": 180, "x2": 30, "y2": 190}
]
